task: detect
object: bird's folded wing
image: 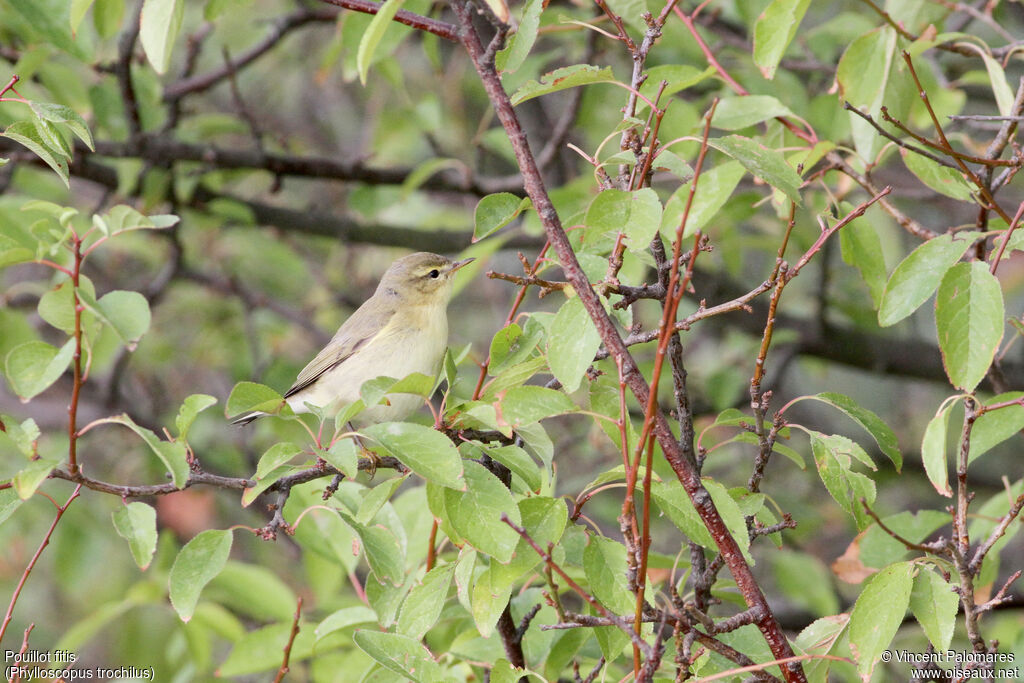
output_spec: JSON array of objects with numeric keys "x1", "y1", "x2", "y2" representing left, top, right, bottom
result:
[{"x1": 284, "y1": 302, "x2": 396, "y2": 399}]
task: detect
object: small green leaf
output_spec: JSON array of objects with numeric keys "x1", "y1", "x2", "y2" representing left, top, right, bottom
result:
[
  {"x1": 356, "y1": 0, "x2": 407, "y2": 85},
  {"x1": 112, "y1": 502, "x2": 158, "y2": 570},
  {"x1": 878, "y1": 232, "x2": 979, "y2": 327},
  {"x1": 840, "y1": 212, "x2": 887, "y2": 307},
  {"x1": 3, "y1": 120, "x2": 70, "y2": 187},
  {"x1": 584, "y1": 537, "x2": 634, "y2": 614},
  {"x1": 652, "y1": 480, "x2": 715, "y2": 549},
  {"x1": 584, "y1": 188, "x2": 662, "y2": 253},
  {"x1": 474, "y1": 193, "x2": 529, "y2": 241},
  {"x1": 495, "y1": 0, "x2": 543, "y2": 73},
  {"x1": 498, "y1": 385, "x2": 576, "y2": 426},
  {"x1": 711, "y1": 96, "x2": 794, "y2": 130},
  {"x1": 443, "y1": 461, "x2": 521, "y2": 563},
  {"x1": 910, "y1": 567, "x2": 958, "y2": 651},
  {"x1": 901, "y1": 150, "x2": 973, "y2": 201},
  {"x1": 970, "y1": 392, "x2": 1024, "y2": 462},
  {"x1": 921, "y1": 401, "x2": 953, "y2": 497},
  {"x1": 255, "y1": 442, "x2": 304, "y2": 479},
  {"x1": 139, "y1": 0, "x2": 184, "y2": 74},
  {"x1": 169, "y1": 529, "x2": 233, "y2": 621},
  {"x1": 29, "y1": 102, "x2": 95, "y2": 151},
  {"x1": 849, "y1": 561, "x2": 914, "y2": 679},
  {"x1": 324, "y1": 438, "x2": 359, "y2": 479},
  {"x1": 0, "y1": 489, "x2": 23, "y2": 525},
  {"x1": 70, "y1": 0, "x2": 96, "y2": 34},
  {"x1": 801, "y1": 393, "x2": 901, "y2": 470},
  {"x1": 1, "y1": 416, "x2": 40, "y2": 458},
  {"x1": 315, "y1": 606, "x2": 377, "y2": 640},
  {"x1": 175, "y1": 394, "x2": 217, "y2": 440},
  {"x1": 660, "y1": 161, "x2": 745, "y2": 239},
  {"x1": 363, "y1": 422, "x2": 463, "y2": 488},
  {"x1": 707, "y1": 135, "x2": 802, "y2": 204},
  {"x1": 397, "y1": 562, "x2": 455, "y2": 639},
  {"x1": 810, "y1": 431, "x2": 877, "y2": 528},
  {"x1": 13, "y1": 458, "x2": 59, "y2": 500},
  {"x1": 510, "y1": 64, "x2": 616, "y2": 106},
  {"x1": 352, "y1": 631, "x2": 445, "y2": 682},
  {"x1": 547, "y1": 297, "x2": 601, "y2": 393},
  {"x1": 935, "y1": 261, "x2": 1004, "y2": 392},
  {"x1": 84, "y1": 289, "x2": 151, "y2": 346},
  {"x1": 5, "y1": 339, "x2": 74, "y2": 401},
  {"x1": 753, "y1": 0, "x2": 811, "y2": 79},
  {"x1": 90, "y1": 414, "x2": 189, "y2": 488},
  {"x1": 337, "y1": 508, "x2": 406, "y2": 586},
  {"x1": 226, "y1": 381, "x2": 284, "y2": 417}
]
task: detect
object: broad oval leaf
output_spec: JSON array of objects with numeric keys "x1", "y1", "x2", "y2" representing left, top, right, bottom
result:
[
  {"x1": 753, "y1": 0, "x2": 812, "y2": 79},
  {"x1": 169, "y1": 529, "x2": 233, "y2": 622},
  {"x1": 356, "y1": 0, "x2": 407, "y2": 85},
  {"x1": 802, "y1": 392, "x2": 901, "y2": 470},
  {"x1": 5, "y1": 339, "x2": 74, "y2": 401},
  {"x1": 970, "y1": 392, "x2": 1024, "y2": 463},
  {"x1": 878, "y1": 231, "x2": 978, "y2": 327},
  {"x1": 352, "y1": 630, "x2": 444, "y2": 682},
  {"x1": 139, "y1": 0, "x2": 184, "y2": 74},
  {"x1": 443, "y1": 461, "x2": 521, "y2": 563},
  {"x1": 226, "y1": 381, "x2": 284, "y2": 418},
  {"x1": 510, "y1": 64, "x2": 616, "y2": 106},
  {"x1": 112, "y1": 502, "x2": 158, "y2": 570},
  {"x1": 707, "y1": 135, "x2": 802, "y2": 204},
  {"x1": 397, "y1": 562, "x2": 455, "y2": 639},
  {"x1": 921, "y1": 402, "x2": 953, "y2": 497},
  {"x1": 849, "y1": 561, "x2": 914, "y2": 679},
  {"x1": 547, "y1": 296, "x2": 601, "y2": 393},
  {"x1": 711, "y1": 95, "x2": 794, "y2": 130},
  {"x1": 660, "y1": 161, "x2": 745, "y2": 239},
  {"x1": 584, "y1": 188, "x2": 662, "y2": 253},
  {"x1": 909, "y1": 567, "x2": 958, "y2": 651},
  {"x1": 935, "y1": 261, "x2": 1004, "y2": 392},
  {"x1": 363, "y1": 422, "x2": 463, "y2": 488},
  {"x1": 474, "y1": 192, "x2": 528, "y2": 241}
]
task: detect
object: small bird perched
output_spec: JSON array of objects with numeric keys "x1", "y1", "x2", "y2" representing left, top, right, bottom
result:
[{"x1": 231, "y1": 252, "x2": 474, "y2": 426}]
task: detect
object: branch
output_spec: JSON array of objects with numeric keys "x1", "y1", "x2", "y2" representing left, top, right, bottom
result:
[
  {"x1": 317, "y1": 0, "x2": 459, "y2": 41},
  {"x1": 272, "y1": 597, "x2": 303, "y2": 683}
]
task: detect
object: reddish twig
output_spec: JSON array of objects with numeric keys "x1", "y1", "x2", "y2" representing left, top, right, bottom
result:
[
  {"x1": 0, "y1": 484, "x2": 82, "y2": 644},
  {"x1": 272, "y1": 596, "x2": 303, "y2": 683},
  {"x1": 317, "y1": 0, "x2": 459, "y2": 41}
]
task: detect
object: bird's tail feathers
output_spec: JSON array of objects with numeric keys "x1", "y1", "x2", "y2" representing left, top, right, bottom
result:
[{"x1": 230, "y1": 412, "x2": 266, "y2": 426}]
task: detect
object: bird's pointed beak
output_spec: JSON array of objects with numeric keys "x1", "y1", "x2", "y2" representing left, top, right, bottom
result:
[{"x1": 449, "y1": 257, "x2": 476, "y2": 273}]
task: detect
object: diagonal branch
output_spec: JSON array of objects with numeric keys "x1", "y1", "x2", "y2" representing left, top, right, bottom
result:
[{"x1": 318, "y1": 0, "x2": 459, "y2": 41}]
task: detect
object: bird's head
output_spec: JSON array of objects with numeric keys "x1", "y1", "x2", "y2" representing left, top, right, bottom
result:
[{"x1": 377, "y1": 252, "x2": 475, "y2": 304}]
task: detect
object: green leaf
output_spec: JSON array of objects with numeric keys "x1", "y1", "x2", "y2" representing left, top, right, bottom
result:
[
  {"x1": 38, "y1": 279, "x2": 96, "y2": 334},
  {"x1": 397, "y1": 563, "x2": 455, "y2": 639},
  {"x1": 849, "y1": 561, "x2": 913, "y2": 679},
  {"x1": 584, "y1": 536, "x2": 634, "y2": 614},
  {"x1": 336, "y1": 509, "x2": 406, "y2": 586},
  {"x1": 2, "y1": 120, "x2": 70, "y2": 187},
  {"x1": 802, "y1": 393, "x2": 901, "y2": 470},
  {"x1": 0, "y1": 489, "x2": 23, "y2": 525},
  {"x1": 207, "y1": 562, "x2": 299, "y2": 622},
  {"x1": 837, "y1": 27, "x2": 899, "y2": 159},
  {"x1": 469, "y1": 561, "x2": 512, "y2": 636},
  {"x1": 70, "y1": 0, "x2": 96, "y2": 34},
  {"x1": 901, "y1": 150, "x2": 973, "y2": 201},
  {"x1": 352, "y1": 631, "x2": 445, "y2": 682},
  {"x1": 226, "y1": 381, "x2": 284, "y2": 417},
  {"x1": 660, "y1": 161, "x2": 745, "y2": 239},
  {"x1": 83, "y1": 289, "x2": 151, "y2": 347},
  {"x1": 958, "y1": 42, "x2": 1015, "y2": 116},
  {"x1": 94, "y1": 0, "x2": 124, "y2": 37},
  {"x1": 910, "y1": 567, "x2": 958, "y2": 651},
  {"x1": 323, "y1": 438, "x2": 359, "y2": 479},
  {"x1": 772, "y1": 551, "x2": 839, "y2": 617},
  {"x1": 584, "y1": 188, "x2": 662, "y2": 253},
  {"x1": 168, "y1": 529, "x2": 233, "y2": 621},
  {"x1": 707, "y1": 135, "x2": 802, "y2": 204},
  {"x1": 29, "y1": 102, "x2": 94, "y2": 151},
  {"x1": 315, "y1": 606, "x2": 377, "y2": 640},
  {"x1": 510, "y1": 64, "x2": 616, "y2": 106},
  {"x1": 93, "y1": 205, "x2": 179, "y2": 235},
  {"x1": 810, "y1": 431, "x2": 876, "y2": 528},
  {"x1": 547, "y1": 297, "x2": 601, "y2": 393},
  {"x1": 637, "y1": 65, "x2": 714, "y2": 107},
  {"x1": 1, "y1": 416, "x2": 40, "y2": 458},
  {"x1": 498, "y1": 385, "x2": 576, "y2": 426},
  {"x1": 935, "y1": 261, "x2": 1004, "y2": 392},
  {"x1": 175, "y1": 393, "x2": 217, "y2": 440},
  {"x1": 489, "y1": 322, "x2": 541, "y2": 374},
  {"x1": 112, "y1": 502, "x2": 158, "y2": 570},
  {"x1": 921, "y1": 401, "x2": 953, "y2": 497},
  {"x1": 705, "y1": 479, "x2": 752, "y2": 564},
  {"x1": 139, "y1": 0, "x2": 184, "y2": 74},
  {"x1": 363, "y1": 422, "x2": 463, "y2": 488},
  {"x1": 496, "y1": 0, "x2": 543, "y2": 73},
  {"x1": 443, "y1": 461, "x2": 521, "y2": 563},
  {"x1": 90, "y1": 414, "x2": 189, "y2": 488},
  {"x1": 840, "y1": 212, "x2": 887, "y2": 307},
  {"x1": 356, "y1": 0, "x2": 408, "y2": 85},
  {"x1": 481, "y1": 444, "x2": 541, "y2": 492},
  {"x1": 217, "y1": 622, "x2": 315, "y2": 677},
  {"x1": 878, "y1": 232, "x2": 979, "y2": 327},
  {"x1": 652, "y1": 480, "x2": 715, "y2": 549},
  {"x1": 474, "y1": 193, "x2": 529, "y2": 241},
  {"x1": 5, "y1": 339, "x2": 74, "y2": 401},
  {"x1": 753, "y1": 0, "x2": 811, "y2": 79},
  {"x1": 255, "y1": 442, "x2": 304, "y2": 479},
  {"x1": 13, "y1": 458, "x2": 59, "y2": 500},
  {"x1": 711, "y1": 96, "x2": 794, "y2": 130},
  {"x1": 8, "y1": 0, "x2": 86, "y2": 59},
  {"x1": 970, "y1": 392, "x2": 1024, "y2": 462}
]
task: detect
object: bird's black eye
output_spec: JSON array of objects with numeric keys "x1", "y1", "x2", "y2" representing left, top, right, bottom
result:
[{"x1": 428, "y1": 269, "x2": 440, "y2": 279}]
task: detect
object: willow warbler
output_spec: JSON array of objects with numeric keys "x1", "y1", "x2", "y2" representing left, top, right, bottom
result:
[{"x1": 231, "y1": 252, "x2": 474, "y2": 425}]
